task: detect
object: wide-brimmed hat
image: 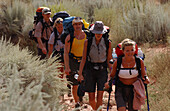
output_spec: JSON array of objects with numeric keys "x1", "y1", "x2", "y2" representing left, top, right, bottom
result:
[
  {"x1": 72, "y1": 17, "x2": 83, "y2": 25},
  {"x1": 90, "y1": 21, "x2": 107, "y2": 34},
  {"x1": 42, "y1": 8, "x2": 51, "y2": 15}
]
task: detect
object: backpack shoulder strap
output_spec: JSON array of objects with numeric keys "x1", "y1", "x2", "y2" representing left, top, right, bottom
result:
[
  {"x1": 40, "y1": 19, "x2": 45, "y2": 37},
  {"x1": 115, "y1": 56, "x2": 122, "y2": 81},
  {"x1": 135, "y1": 56, "x2": 142, "y2": 78},
  {"x1": 69, "y1": 32, "x2": 75, "y2": 52},
  {"x1": 104, "y1": 37, "x2": 110, "y2": 57},
  {"x1": 86, "y1": 37, "x2": 93, "y2": 59},
  {"x1": 53, "y1": 28, "x2": 59, "y2": 46}
]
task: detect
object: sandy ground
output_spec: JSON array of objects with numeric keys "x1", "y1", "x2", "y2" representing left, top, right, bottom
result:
[{"x1": 60, "y1": 85, "x2": 117, "y2": 111}]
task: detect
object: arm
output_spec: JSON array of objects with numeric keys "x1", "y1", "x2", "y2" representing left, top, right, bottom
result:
[
  {"x1": 35, "y1": 22, "x2": 47, "y2": 54},
  {"x1": 48, "y1": 33, "x2": 55, "y2": 58},
  {"x1": 37, "y1": 38, "x2": 47, "y2": 54},
  {"x1": 48, "y1": 44, "x2": 53, "y2": 58},
  {"x1": 110, "y1": 60, "x2": 117, "y2": 79},
  {"x1": 140, "y1": 59, "x2": 150, "y2": 84},
  {"x1": 107, "y1": 41, "x2": 112, "y2": 72},
  {"x1": 64, "y1": 35, "x2": 71, "y2": 75},
  {"x1": 104, "y1": 60, "x2": 117, "y2": 89},
  {"x1": 78, "y1": 40, "x2": 88, "y2": 82}
]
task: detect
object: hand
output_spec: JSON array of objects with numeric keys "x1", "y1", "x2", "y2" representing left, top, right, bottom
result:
[
  {"x1": 42, "y1": 47, "x2": 47, "y2": 54},
  {"x1": 65, "y1": 68, "x2": 71, "y2": 75},
  {"x1": 104, "y1": 82, "x2": 110, "y2": 90},
  {"x1": 144, "y1": 78, "x2": 150, "y2": 84},
  {"x1": 78, "y1": 74, "x2": 84, "y2": 82}
]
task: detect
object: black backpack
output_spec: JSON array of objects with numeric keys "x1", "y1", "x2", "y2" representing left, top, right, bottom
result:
[
  {"x1": 53, "y1": 11, "x2": 70, "y2": 46},
  {"x1": 115, "y1": 56, "x2": 142, "y2": 83},
  {"x1": 52, "y1": 11, "x2": 70, "y2": 23},
  {"x1": 86, "y1": 35, "x2": 110, "y2": 60},
  {"x1": 86, "y1": 25, "x2": 110, "y2": 60}
]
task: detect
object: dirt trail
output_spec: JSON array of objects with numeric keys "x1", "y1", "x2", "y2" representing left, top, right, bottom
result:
[{"x1": 61, "y1": 85, "x2": 117, "y2": 111}]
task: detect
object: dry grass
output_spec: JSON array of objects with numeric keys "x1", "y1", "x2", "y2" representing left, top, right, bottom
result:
[
  {"x1": 0, "y1": 38, "x2": 68, "y2": 111},
  {"x1": 144, "y1": 46, "x2": 170, "y2": 111}
]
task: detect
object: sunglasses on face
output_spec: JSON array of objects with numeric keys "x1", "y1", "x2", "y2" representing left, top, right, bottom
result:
[
  {"x1": 45, "y1": 13, "x2": 51, "y2": 15},
  {"x1": 74, "y1": 17, "x2": 82, "y2": 20},
  {"x1": 56, "y1": 20, "x2": 63, "y2": 24}
]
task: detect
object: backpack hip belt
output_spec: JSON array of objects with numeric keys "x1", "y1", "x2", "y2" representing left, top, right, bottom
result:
[
  {"x1": 88, "y1": 61, "x2": 107, "y2": 71},
  {"x1": 69, "y1": 53, "x2": 82, "y2": 62}
]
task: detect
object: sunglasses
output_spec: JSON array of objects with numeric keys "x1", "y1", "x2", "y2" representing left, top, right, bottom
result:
[
  {"x1": 56, "y1": 20, "x2": 63, "y2": 24},
  {"x1": 74, "y1": 17, "x2": 82, "y2": 20}
]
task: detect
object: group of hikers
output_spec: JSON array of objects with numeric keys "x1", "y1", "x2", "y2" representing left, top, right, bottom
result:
[{"x1": 32, "y1": 7, "x2": 150, "y2": 111}]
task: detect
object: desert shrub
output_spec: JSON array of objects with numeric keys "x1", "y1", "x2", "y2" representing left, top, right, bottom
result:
[
  {"x1": 0, "y1": 38, "x2": 68, "y2": 111},
  {"x1": 145, "y1": 50, "x2": 170, "y2": 110},
  {"x1": 0, "y1": 0, "x2": 38, "y2": 54},
  {"x1": 120, "y1": 0, "x2": 170, "y2": 44},
  {"x1": 0, "y1": 0, "x2": 26, "y2": 40},
  {"x1": 79, "y1": 0, "x2": 114, "y2": 23}
]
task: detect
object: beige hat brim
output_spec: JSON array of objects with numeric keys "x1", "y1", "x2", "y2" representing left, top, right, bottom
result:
[{"x1": 90, "y1": 25, "x2": 107, "y2": 34}]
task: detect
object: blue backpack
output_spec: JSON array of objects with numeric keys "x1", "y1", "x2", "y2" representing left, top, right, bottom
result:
[{"x1": 60, "y1": 16, "x2": 88, "y2": 44}]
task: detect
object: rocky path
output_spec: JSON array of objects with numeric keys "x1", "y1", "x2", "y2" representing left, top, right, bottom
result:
[{"x1": 60, "y1": 86, "x2": 117, "y2": 111}]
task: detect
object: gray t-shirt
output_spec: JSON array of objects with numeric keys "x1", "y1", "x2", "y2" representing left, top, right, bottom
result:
[
  {"x1": 48, "y1": 32, "x2": 64, "y2": 51},
  {"x1": 88, "y1": 37, "x2": 107, "y2": 63}
]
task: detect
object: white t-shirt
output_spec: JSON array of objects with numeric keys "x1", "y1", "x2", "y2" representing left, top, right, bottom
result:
[{"x1": 48, "y1": 31, "x2": 64, "y2": 51}]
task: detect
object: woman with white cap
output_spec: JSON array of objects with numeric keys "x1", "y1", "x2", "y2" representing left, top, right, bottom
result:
[
  {"x1": 64, "y1": 17, "x2": 87, "y2": 108},
  {"x1": 78, "y1": 21, "x2": 112, "y2": 110}
]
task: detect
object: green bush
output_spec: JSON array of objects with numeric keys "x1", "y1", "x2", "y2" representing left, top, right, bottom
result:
[{"x1": 0, "y1": 38, "x2": 68, "y2": 111}]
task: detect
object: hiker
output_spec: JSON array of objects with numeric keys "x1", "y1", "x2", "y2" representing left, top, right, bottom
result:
[
  {"x1": 48, "y1": 17, "x2": 65, "y2": 75},
  {"x1": 64, "y1": 17, "x2": 87, "y2": 108},
  {"x1": 34, "y1": 7, "x2": 53, "y2": 59},
  {"x1": 104, "y1": 39, "x2": 150, "y2": 111},
  {"x1": 48, "y1": 17, "x2": 64, "y2": 59},
  {"x1": 78, "y1": 21, "x2": 112, "y2": 110}
]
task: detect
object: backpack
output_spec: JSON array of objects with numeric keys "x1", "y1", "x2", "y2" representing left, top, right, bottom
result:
[
  {"x1": 52, "y1": 11, "x2": 70, "y2": 22},
  {"x1": 52, "y1": 12, "x2": 70, "y2": 61},
  {"x1": 29, "y1": 7, "x2": 53, "y2": 43},
  {"x1": 53, "y1": 11, "x2": 70, "y2": 46},
  {"x1": 114, "y1": 56, "x2": 142, "y2": 84},
  {"x1": 115, "y1": 42, "x2": 138, "y2": 57},
  {"x1": 111, "y1": 42, "x2": 145, "y2": 85},
  {"x1": 60, "y1": 17, "x2": 89, "y2": 44},
  {"x1": 86, "y1": 25, "x2": 110, "y2": 59},
  {"x1": 86, "y1": 34, "x2": 110, "y2": 60}
]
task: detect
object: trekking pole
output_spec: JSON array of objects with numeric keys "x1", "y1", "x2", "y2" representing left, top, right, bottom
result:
[
  {"x1": 106, "y1": 87, "x2": 112, "y2": 111},
  {"x1": 143, "y1": 66, "x2": 150, "y2": 111},
  {"x1": 144, "y1": 84, "x2": 150, "y2": 111},
  {"x1": 104, "y1": 78, "x2": 113, "y2": 111}
]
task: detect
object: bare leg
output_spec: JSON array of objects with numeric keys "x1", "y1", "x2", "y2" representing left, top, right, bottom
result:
[
  {"x1": 96, "y1": 91, "x2": 104, "y2": 111},
  {"x1": 72, "y1": 85, "x2": 79, "y2": 103},
  {"x1": 88, "y1": 92, "x2": 96, "y2": 110}
]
